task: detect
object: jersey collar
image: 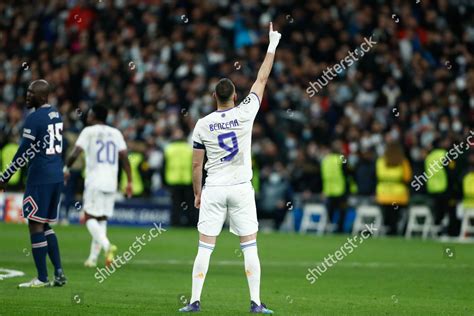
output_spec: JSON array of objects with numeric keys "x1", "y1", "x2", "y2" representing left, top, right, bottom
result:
[{"x1": 215, "y1": 106, "x2": 236, "y2": 113}]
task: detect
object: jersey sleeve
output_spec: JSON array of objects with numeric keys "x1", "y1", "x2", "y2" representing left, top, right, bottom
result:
[
  {"x1": 22, "y1": 114, "x2": 38, "y2": 142},
  {"x1": 236, "y1": 92, "x2": 260, "y2": 121},
  {"x1": 116, "y1": 131, "x2": 127, "y2": 152},
  {"x1": 1, "y1": 115, "x2": 37, "y2": 182},
  {"x1": 192, "y1": 120, "x2": 205, "y2": 150},
  {"x1": 75, "y1": 128, "x2": 89, "y2": 150}
]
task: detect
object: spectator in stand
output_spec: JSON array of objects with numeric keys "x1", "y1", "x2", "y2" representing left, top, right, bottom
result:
[
  {"x1": 258, "y1": 162, "x2": 293, "y2": 230},
  {"x1": 353, "y1": 146, "x2": 377, "y2": 201},
  {"x1": 290, "y1": 148, "x2": 320, "y2": 201}
]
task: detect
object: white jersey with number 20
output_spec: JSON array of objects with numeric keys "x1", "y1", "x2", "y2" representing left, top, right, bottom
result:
[
  {"x1": 75, "y1": 124, "x2": 127, "y2": 192},
  {"x1": 192, "y1": 92, "x2": 260, "y2": 186}
]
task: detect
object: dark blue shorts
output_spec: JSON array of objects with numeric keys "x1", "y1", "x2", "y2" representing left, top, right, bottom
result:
[{"x1": 23, "y1": 182, "x2": 63, "y2": 223}]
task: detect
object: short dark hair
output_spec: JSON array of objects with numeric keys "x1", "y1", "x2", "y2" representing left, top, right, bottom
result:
[
  {"x1": 215, "y1": 78, "x2": 235, "y2": 103},
  {"x1": 91, "y1": 104, "x2": 108, "y2": 123}
]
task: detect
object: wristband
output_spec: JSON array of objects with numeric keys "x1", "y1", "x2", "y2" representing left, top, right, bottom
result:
[{"x1": 267, "y1": 41, "x2": 278, "y2": 54}]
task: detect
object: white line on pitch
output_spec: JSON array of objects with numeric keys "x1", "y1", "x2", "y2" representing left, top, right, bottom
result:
[
  {"x1": 129, "y1": 259, "x2": 471, "y2": 269},
  {"x1": 3, "y1": 258, "x2": 471, "y2": 269}
]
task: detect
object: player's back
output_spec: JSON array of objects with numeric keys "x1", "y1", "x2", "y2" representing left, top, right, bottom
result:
[
  {"x1": 192, "y1": 93, "x2": 260, "y2": 186},
  {"x1": 24, "y1": 105, "x2": 64, "y2": 185},
  {"x1": 76, "y1": 124, "x2": 126, "y2": 192}
]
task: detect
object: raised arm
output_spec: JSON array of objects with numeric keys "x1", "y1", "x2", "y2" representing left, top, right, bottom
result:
[{"x1": 250, "y1": 22, "x2": 282, "y2": 101}]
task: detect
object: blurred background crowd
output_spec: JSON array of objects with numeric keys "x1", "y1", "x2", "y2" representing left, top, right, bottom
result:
[{"x1": 0, "y1": 0, "x2": 473, "y2": 236}]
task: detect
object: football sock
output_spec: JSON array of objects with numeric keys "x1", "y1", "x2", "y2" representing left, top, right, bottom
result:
[
  {"x1": 30, "y1": 232, "x2": 48, "y2": 282},
  {"x1": 99, "y1": 220, "x2": 107, "y2": 241},
  {"x1": 190, "y1": 241, "x2": 214, "y2": 303},
  {"x1": 44, "y1": 224, "x2": 63, "y2": 276},
  {"x1": 241, "y1": 239, "x2": 261, "y2": 305},
  {"x1": 86, "y1": 218, "x2": 110, "y2": 251},
  {"x1": 88, "y1": 239, "x2": 101, "y2": 262},
  {"x1": 88, "y1": 220, "x2": 107, "y2": 261}
]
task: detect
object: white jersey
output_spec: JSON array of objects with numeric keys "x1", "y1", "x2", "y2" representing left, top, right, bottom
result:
[
  {"x1": 192, "y1": 92, "x2": 260, "y2": 186},
  {"x1": 75, "y1": 124, "x2": 127, "y2": 192}
]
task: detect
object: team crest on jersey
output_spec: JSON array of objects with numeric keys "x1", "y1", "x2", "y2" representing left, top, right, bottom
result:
[
  {"x1": 48, "y1": 111, "x2": 59, "y2": 119},
  {"x1": 242, "y1": 97, "x2": 251, "y2": 104}
]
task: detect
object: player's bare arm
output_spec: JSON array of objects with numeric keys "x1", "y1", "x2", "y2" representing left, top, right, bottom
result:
[
  {"x1": 63, "y1": 146, "x2": 83, "y2": 183},
  {"x1": 119, "y1": 150, "x2": 133, "y2": 198},
  {"x1": 192, "y1": 148, "x2": 205, "y2": 208},
  {"x1": 65, "y1": 146, "x2": 83, "y2": 168},
  {"x1": 250, "y1": 22, "x2": 281, "y2": 101}
]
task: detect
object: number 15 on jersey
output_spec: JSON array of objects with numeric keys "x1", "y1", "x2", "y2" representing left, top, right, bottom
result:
[{"x1": 46, "y1": 123, "x2": 63, "y2": 155}]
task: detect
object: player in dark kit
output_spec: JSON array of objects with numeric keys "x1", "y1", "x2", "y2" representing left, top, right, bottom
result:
[{"x1": 0, "y1": 79, "x2": 67, "y2": 288}]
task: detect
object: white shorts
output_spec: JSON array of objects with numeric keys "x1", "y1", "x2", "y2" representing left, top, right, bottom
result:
[
  {"x1": 83, "y1": 188, "x2": 116, "y2": 218},
  {"x1": 198, "y1": 182, "x2": 258, "y2": 236}
]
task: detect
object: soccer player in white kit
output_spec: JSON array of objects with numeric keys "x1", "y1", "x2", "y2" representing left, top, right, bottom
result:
[
  {"x1": 64, "y1": 105, "x2": 132, "y2": 267},
  {"x1": 179, "y1": 23, "x2": 281, "y2": 314}
]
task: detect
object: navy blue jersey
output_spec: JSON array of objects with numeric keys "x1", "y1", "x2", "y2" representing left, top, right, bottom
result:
[{"x1": 14, "y1": 105, "x2": 64, "y2": 185}]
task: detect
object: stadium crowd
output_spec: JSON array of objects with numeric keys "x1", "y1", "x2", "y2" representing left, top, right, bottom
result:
[{"x1": 0, "y1": 0, "x2": 473, "y2": 235}]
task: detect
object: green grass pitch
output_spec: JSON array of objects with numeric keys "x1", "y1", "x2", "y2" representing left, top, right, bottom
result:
[{"x1": 0, "y1": 222, "x2": 473, "y2": 315}]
